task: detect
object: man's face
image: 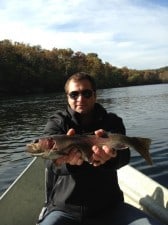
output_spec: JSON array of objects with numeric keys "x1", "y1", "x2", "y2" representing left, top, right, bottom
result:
[{"x1": 67, "y1": 79, "x2": 96, "y2": 114}]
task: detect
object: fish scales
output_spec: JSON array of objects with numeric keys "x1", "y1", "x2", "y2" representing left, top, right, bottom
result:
[{"x1": 26, "y1": 133, "x2": 152, "y2": 165}]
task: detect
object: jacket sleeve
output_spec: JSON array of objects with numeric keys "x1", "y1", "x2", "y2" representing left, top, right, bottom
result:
[
  {"x1": 101, "y1": 113, "x2": 130, "y2": 170},
  {"x1": 44, "y1": 111, "x2": 67, "y2": 135},
  {"x1": 102, "y1": 148, "x2": 130, "y2": 170},
  {"x1": 44, "y1": 111, "x2": 70, "y2": 204}
]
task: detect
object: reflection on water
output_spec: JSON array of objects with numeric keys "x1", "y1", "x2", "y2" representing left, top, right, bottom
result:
[
  {"x1": 97, "y1": 84, "x2": 168, "y2": 187},
  {"x1": 0, "y1": 84, "x2": 168, "y2": 195},
  {"x1": 0, "y1": 92, "x2": 67, "y2": 194}
]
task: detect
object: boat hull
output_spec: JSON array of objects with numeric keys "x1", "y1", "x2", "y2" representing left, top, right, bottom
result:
[
  {"x1": 0, "y1": 158, "x2": 168, "y2": 225},
  {"x1": 0, "y1": 158, "x2": 45, "y2": 225}
]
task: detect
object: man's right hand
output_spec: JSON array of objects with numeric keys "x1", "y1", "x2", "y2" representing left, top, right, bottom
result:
[{"x1": 54, "y1": 129, "x2": 84, "y2": 166}]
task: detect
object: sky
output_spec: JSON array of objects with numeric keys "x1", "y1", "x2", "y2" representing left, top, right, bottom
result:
[{"x1": 0, "y1": 0, "x2": 168, "y2": 70}]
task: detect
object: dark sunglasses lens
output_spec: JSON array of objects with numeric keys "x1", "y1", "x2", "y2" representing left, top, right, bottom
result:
[
  {"x1": 68, "y1": 90, "x2": 93, "y2": 99},
  {"x1": 69, "y1": 91, "x2": 79, "y2": 99},
  {"x1": 82, "y1": 90, "x2": 93, "y2": 98}
]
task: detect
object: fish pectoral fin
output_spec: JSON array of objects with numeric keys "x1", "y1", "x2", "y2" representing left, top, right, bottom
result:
[{"x1": 115, "y1": 144, "x2": 128, "y2": 150}]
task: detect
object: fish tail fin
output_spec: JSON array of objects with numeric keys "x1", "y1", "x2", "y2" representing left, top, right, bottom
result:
[{"x1": 130, "y1": 137, "x2": 153, "y2": 165}]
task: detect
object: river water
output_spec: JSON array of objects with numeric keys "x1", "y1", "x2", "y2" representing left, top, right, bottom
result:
[{"x1": 0, "y1": 84, "x2": 168, "y2": 196}]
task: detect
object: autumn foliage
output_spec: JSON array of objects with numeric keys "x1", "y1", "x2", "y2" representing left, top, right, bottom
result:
[{"x1": 0, "y1": 39, "x2": 167, "y2": 95}]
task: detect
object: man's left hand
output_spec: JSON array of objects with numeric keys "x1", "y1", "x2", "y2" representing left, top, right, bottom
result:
[{"x1": 92, "y1": 129, "x2": 117, "y2": 166}]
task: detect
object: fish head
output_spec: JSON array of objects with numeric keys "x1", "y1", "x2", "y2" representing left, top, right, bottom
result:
[{"x1": 26, "y1": 137, "x2": 58, "y2": 159}]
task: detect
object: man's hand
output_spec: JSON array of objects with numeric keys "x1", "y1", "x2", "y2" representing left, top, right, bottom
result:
[
  {"x1": 54, "y1": 129, "x2": 84, "y2": 166},
  {"x1": 54, "y1": 129, "x2": 116, "y2": 167},
  {"x1": 92, "y1": 129, "x2": 117, "y2": 167}
]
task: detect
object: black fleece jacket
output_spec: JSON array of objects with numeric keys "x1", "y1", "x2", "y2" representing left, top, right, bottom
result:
[{"x1": 43, "y1": 103, "x2": 130, "y2": 217}]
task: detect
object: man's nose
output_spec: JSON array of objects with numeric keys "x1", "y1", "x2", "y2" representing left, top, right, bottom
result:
[{"x1": 76, "y1": 94, "x2": 84, "y2": 100}]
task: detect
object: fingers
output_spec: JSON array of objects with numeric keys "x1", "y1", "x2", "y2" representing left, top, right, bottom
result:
[
  {"x1": 66, "y1": 129, "x2": 83, "y2": 165},
  {"x1": 54, "y1": 149, "x2": 84, "y2": 166},
  {"x1": 66, "y1": 150, "x2": 83, "y2": 165},
  {"x1": 94, "y1": 129, "x2": 105, "y2": 137},
  {"x1": 102, "y1": 145, "x2": 117, "y2": 158},
  {"x1": 55, "y1": 129, "x2": 84, "y2": 166},
  {"x1": 67, "y1": 128, "x2": 75, "y2": 136},
  {"x1": 56, "y1": 129, "x2": 116, "y2": 167},
  {"x1": 94, "y1": 129, "x2": 108, "y2": 138},
  {"x1": 92, "y1": 145, "x2": 117, "y2": 167},
  {"x1": 92, "y1": 145, "x2": 107, "y2": 166}
]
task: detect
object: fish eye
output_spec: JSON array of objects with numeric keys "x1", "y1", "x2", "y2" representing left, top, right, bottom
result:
[{"x1": 34, "y1": 139, "x2": 39, "y2": 143}]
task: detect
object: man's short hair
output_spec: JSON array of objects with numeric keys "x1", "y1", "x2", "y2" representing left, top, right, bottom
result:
[{"x1": 64, "y1": 72, "x2": 96, "y2": 93}]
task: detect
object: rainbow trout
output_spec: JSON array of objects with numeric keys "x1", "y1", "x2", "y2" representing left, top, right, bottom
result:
[{"x1": 26, "y1": 133, "x2": 152, "y2": 165}]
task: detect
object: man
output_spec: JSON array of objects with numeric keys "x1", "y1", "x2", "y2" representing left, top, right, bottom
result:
[{"x1": 38, "y1": 72, "x2": 161, "y2": 225}]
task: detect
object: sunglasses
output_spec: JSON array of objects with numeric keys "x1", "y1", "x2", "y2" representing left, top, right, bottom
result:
[{"x1": 68, "y1": 89, "x2": 94, "y2": 100}]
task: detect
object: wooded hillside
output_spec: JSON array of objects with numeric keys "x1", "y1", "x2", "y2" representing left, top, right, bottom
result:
[{"x1": 0, "y1": 39, "x2": 167, "y2": 95}]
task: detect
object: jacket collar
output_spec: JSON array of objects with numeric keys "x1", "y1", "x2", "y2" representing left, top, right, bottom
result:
[{"x1": 66, "y1": 103, "x2": 107, "y2": 126}]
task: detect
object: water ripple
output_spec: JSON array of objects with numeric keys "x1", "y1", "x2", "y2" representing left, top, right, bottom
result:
[{"x1": 0, "y1": 84, "x2": 168, "y2": 195}]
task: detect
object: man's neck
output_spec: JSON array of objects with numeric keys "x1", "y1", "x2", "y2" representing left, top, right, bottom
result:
[{"x1": 77, "y1": 112, "x2": 93, "y2": 127}]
